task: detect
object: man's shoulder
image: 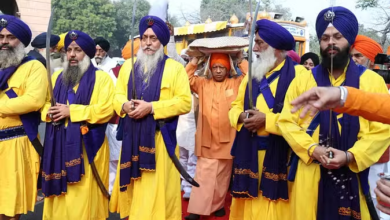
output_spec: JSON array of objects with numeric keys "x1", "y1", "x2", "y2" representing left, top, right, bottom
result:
[
  {"x1": 19, "y1": 58, "x2": 46, "y2": 72},
  {"x1": 360, "y1": 68, "x2": 387, "y2": 92}
]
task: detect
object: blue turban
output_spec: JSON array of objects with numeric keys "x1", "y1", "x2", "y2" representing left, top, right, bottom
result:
[
  {"x1": 0, "y1": 15, "x2": 32, "y2": 47},
  {"x1": 316, "y1": 6, "x2": 358, "y2": 45},
  {"x1": 31, "y1": 32, "x2": 60, "y2": 48},
  {"x1": 139, "y1": 15, "x2": 170, "y2": 46},
  {"x1": 64, "y1": 30, "x2": 96, "y2": 58},
  {"x1": 256, "y1": 19, "x2": 295, "y2": 51}
]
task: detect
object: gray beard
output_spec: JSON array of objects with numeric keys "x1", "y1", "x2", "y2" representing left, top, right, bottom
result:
[
  {"x1": 61, "y1": 55, "x2": 91, "y2": 87},
  {"x1": 0, "y1": 43, "x2": 26, "y2": 69},
  {"x1": 136, "y1": 45, "x2": 164, "y2": 83}
]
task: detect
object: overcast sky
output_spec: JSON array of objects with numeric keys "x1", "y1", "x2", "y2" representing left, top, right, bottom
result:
[{"x1": 147, "y1": 0, "x2": 378, "y2": 34}]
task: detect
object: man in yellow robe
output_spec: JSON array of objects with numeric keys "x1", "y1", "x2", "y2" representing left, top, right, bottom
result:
[
  {"x1": 228, "y1": 19, "x2": 308, "y2": 220},
  {"x1": 278, "y1": 6, "x2": 390, "y2": 220},
  {"x1": 0, "y1": 15, "x2": 48, "y2": 220},
  {"x1": 40, "y1": 30, "x2": 114, "y2": 220},
  {"x1": 109, "y1": 15, "x2": 192, "y2": 220}
]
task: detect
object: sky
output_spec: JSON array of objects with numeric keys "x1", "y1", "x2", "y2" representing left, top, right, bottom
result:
[{"x1": 147, "y1": 0, "x2": 379, "y2": 34}]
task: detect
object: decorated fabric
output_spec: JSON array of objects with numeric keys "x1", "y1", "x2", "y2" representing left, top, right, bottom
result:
[
  {"x1": 42, "y1": 63, "x2": 107, "y2": 197},
  {"x1": 231, "y1": 56, "x2": 296, "y2": 200},
  {"x1": 119, "y1": 55, "x2": 168, "y2": 191},
  {"x1": 316, "y1": 6, "x2": 358, "y2": 45},
  {"x1": 0, "y1": 14, "x2": 32, "y2": 47}
]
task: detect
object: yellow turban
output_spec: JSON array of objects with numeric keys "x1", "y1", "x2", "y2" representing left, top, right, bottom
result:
[{"x1": 56, "y1": 33, "x2": 67, "y2": 51}]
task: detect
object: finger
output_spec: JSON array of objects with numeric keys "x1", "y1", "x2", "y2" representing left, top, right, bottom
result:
[
  {"x1": 378, "y1": 179, "x2": 390, "y2": 197},
  {"x1": 53, "y1": 115, "x2": 66, "y2": 122},
  {"x1": 48, "y1": 109, "x2": 61, "y2": 115},
  {"x1": 291, "y1": 104, "x2": 303, "y2": 114},
  {"x1": 299, "y1": 104, "x2": 312, "y2": 118},
  {"x1": 291, "y1": 89, "x2": 316, "y2": 105},
  {"x1": 377, "y1": 203, "x2": 390, "y2": 215},
  {"x1": 375, "y1": 186, "x2": 390, "y2": 209}
]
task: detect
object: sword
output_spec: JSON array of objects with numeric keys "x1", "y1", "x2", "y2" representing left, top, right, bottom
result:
[
  {"x1": 130, "y1": 0, "x2": 138, "y2": 110},
  {"x1": 46, "y1": 7, "x2": 56, "y2": 107},
  {"x1": 247, "y1": 1, "x2": 260, "y2": 110}
]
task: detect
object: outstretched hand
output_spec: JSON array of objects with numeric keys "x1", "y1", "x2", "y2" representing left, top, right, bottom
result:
[{"x1": 290, "y1": 87, "x2": 342, "y2": 118}]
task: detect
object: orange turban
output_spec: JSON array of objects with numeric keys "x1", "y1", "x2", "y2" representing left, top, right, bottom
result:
[
  {"x1": 122, "y1": 38, "x2": 140, "y2": 60},
  {"x1": 352, "y1": 35, "x2": 383, "y2": 63},
  {"x1": 209, "y1": 53, "x2": 231, "y2": 72}
]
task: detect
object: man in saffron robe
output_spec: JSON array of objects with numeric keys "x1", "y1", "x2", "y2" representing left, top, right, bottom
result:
[
  {"x1": 278, "y1": 6, "x2": 390, "y2": 220},
  {"x1": 228, "y1": 19, "x2": 308, "y2": 220},
  {"x1": 185, "y1": 51, "x2": 248, "y2": 219},
  {"x1": 109, "y1": 15, "x2": 192, "y2": 220},
  {"x1": 41, "y1": 30, "x2": 114, "y2": 220},
  {"x1": 0, "y1": 14, "x2": 48, "y2": 220}
]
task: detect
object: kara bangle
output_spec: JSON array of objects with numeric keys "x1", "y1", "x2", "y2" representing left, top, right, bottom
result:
[
  {"x1": 308, "y1": 143, "x2": 319, "y2": 158},
  {"x1": 345, "y1": 151, "x2": 351, "y2": 164}
]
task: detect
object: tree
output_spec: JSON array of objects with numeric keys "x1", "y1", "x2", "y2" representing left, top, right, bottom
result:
[
  {"x1": 309, "y1": 34, "x2": 320, "y2": 56},
  {"x1": 52, "y1": 0, "x2": 116, "y2": 41},
  {"x1": 112, "y1": 0, "x2": 150, "y2": 52}
]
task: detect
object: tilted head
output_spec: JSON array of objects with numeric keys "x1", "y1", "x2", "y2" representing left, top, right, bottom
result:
[
  {"x1": 300, "y1": 52, "x2": 320, "y2": 70},
  {"x1": 0, "y1": 14, "x2": 31, "y2": 68},
  {"x1": 316, "y1": 6, "x2": 358, "y2": 70},
  {"x1": 209, "y1": 53, "x2": 231, "y2": 82},
  {"x1": 94, "y1": 37, "x2": 110, "y2": 64},
  {"x1": 252, "y1": 19, "x2": 295, "y2": 81},
  {"x1": 351, "y1": 35, "x2": 383, "y2": 69}
]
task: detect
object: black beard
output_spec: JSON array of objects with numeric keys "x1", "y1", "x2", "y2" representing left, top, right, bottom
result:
[
  {"x1": 320, "y1": 45, "x2": 351, "y2": 70},
  {"x1": 62, "y1": 65, "x2": 82, "y2": 87}
]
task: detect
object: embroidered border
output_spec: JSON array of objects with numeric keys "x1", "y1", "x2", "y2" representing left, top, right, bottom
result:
[
  {"x1": 139, "y1": 146, "x2": 155, "y2": 154},
  {"x1": 132, "y1": 155, "x2": 139, "y2": 161},
  {"x1": 42, "y1": 170, "x2": 67, "y2": 181},
  {"x1": 234, "y1": 168, "x2": 259, "y2": 179},
  {"x1": 65, "y1": 154, "x2": 83, "y2": 167},
  {"x1": 120, "y1": 161, "x2": 131, "y2": 169},
  {"x1": 262, "y1": 167, "x2": 287, "y2": 181},
  {"x1": 338, "y1": 207, "x2": 361, "y2": 219}
]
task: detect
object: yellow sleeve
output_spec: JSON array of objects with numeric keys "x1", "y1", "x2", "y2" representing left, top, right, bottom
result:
[
  {"x1": 152, "y1": 61, "x2": 192, "y2": 120},
  {"x1": 69, "y1": 71, "x2": 114, "y2": 124},
  {"x1": 229, "y1": 75, "x2": 248, "y2": 131},
  {"x1": 0, "y1": 61, "x2": 48, "y2": 116},
  {"x1": 278, "y1": 73, "x2": 318, "y2": 164},
  {"x1": 41, "y1": 70, "x2": 61, "y2": 122},
  {"x1": 113, "y1": 59, "x2": 133, "y2": 118},
  {"x1": 348, "y1": 72, "x2": 390, "y2": 172},
  {"x1": 266, "y1": 65, "x2": 309, "y2": 136}
]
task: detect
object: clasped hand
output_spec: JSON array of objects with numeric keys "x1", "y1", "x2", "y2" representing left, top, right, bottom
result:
[
  {"x1": 312, "y1": 146, "x2": 351, "y2": 169},
  {"x1": 47, "y1": 103, "x2": 70, "y2": 122},
  {"x1": 239, "y1": 109, "x2": 266, "y2": 133},
  {"x1": 122, "y1": 99, "x2": 152, "y2": 119}
]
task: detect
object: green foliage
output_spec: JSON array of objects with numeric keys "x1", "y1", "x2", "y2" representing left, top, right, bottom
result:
[
  {"x1": 52, "y1": 0, "x2": 116, "y2": 40},
  {"x1": 309, "y1": 34, "x2": 320, "y2": 56}
]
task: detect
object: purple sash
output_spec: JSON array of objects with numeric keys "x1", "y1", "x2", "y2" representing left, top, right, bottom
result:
[
  {"x1": 314, "y1": 59, "x2": 366, "y2": 220},
  {"x1": 231, "y1": 57, "x2": 295, "y2": 199},
  {"x1": 119, "y1": 55, "x2": 168, "y2": 191},
  {"x1": 0, "y1": 56, "x2": 41, "y2": 148},
  {"x1": 42, "y1": 63, "x2": 107, "y2": 197}
]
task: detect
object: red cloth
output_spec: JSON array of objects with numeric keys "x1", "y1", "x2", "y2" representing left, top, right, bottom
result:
[
  {"x1": 108, "y1": 65, "x2": 122, "y2": 124},
  {"x1": 209, "y1": 53, "x2": 231, "y2": 72},
  {"x1": 287, "y1": 50, "x2": 301, "y2": 63}
]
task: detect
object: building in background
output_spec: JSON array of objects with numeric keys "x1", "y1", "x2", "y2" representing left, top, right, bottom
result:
[{"x1": 0, "y1": 0, "x2": 51, "y2": 47}]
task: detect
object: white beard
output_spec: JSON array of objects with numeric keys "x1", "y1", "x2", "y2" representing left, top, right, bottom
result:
[
  {"x1": 0, "y1": 43, "x2": 26, "y2": 69},
  {"x1": 136, "y1": 45, "x2": 164, "y2": 80},
  {"x1": 252, "y1": 46, "x2": 277, "y2": 82}
]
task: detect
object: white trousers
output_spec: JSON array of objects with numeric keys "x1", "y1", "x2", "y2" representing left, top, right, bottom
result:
[{"x1": 179, "y1": 146, "x2": 197, "y2": 194}]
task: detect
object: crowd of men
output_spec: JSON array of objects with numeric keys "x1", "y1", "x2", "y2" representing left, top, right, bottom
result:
[{"x1": 1, "y1": 5, "x2": 390, "y2": 220}]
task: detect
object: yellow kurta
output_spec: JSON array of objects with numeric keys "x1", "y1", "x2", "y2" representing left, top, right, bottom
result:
[
  {"x1": 0, "y1": 59, "x2": 47, "y2": 216},
  {"x1": 228, "y1": 61, "x2": 308, "y2": 220},
  {"x1": 109, "y1": 58, "x2": 192, "y2": 220},
  {"x1": 41, "y1": 68, "x2": 114, "y2": 220},
  {"x1": 278, "y1": 65, "x2": 390, "y2": 220}
]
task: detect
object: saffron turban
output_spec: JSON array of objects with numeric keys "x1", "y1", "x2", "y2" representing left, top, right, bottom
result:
[
  {"x1": 139, "y1": 15, "x2": 170, "y2": 46},
  {"x1": 64, "y1": 30, "x2": 96, "y2": 58},
  {"x1": 300, "y1": 52, "x2": 320, "y2": 66},
  {"x1": 122, "y1": 38, "x2": 140, "y2": 60},
  {"x1": 210, "y1": 53, "x2": 231, "y2": 72},
  {"x1": 57, "y1": 33, "x2": 67, "y2": 51},
  {"x1": 352, "y1": 35, "x2": 383, "y2": 63},
  {"x1": 287, "y1": 50, "x2": 301, "y2": 63},
  {"x1": 0, "y1": 15, "x2": 32, "y2": 47},
  {"x1": 256, "y1": 19, "x2": 295, "y2": 51},
  {"x1": 316, "y1": 6, "x2": 358, "y2": 45},
  {"x1": 94, "y1": 37, "x2": 110, "y2": 52},
  {"x1": 31, "y1": 32, "x2": 60, "y2": 48}
]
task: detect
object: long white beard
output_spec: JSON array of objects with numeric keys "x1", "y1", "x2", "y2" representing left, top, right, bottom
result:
[
  {"x1": 0, "y1": 43, "x2": 26, "y2": 69},
  {"x1": 61, "y1": 55, "x2": 91, "y2": 86},
  {"x1": 252, "y1": 46, "x2": 277, "y2": 82},
  {"x1": 136, "y1": 45, "x2": 164, "y2": 80}
]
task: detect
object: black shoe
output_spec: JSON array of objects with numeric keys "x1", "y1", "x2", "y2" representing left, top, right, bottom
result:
[
  {"x1": 184, "y1": 213, "x2": 200, "y2": 220},
  {"x1": 214, "y1": 208, "x2": 226, "y2": 217}
]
